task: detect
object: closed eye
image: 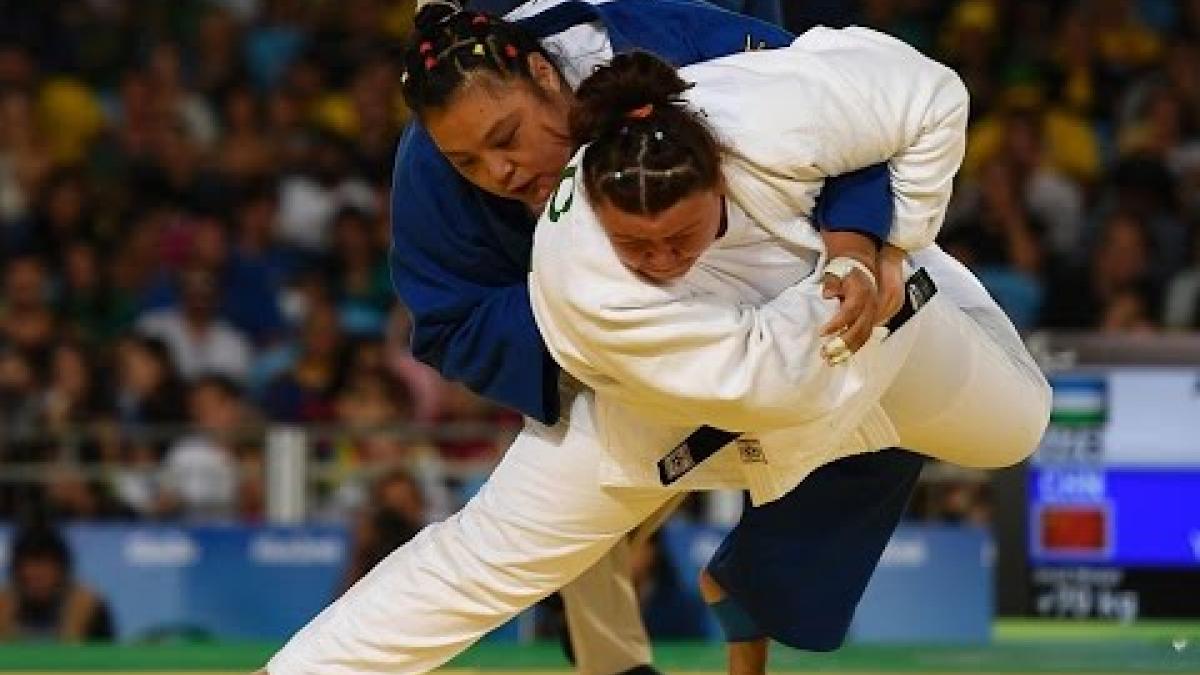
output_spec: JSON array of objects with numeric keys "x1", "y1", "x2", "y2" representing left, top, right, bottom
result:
[{"x1": 494, "y1": 126, "x2": 518, "y2": 149}]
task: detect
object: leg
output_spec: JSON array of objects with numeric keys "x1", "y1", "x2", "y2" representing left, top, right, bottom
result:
[
  {"x1": 699, "y1": 568, "x2": 767, "y2": 675},
  {"x1": 560, "y1": 538, "x2": 654, "y2": 675},
  {"x1": 560, "y1": 494, "x2": 685, "y2": 675},
  {"x1": 266, "y1": 391, "x2": 674, "y2": 675},
  {"x1": 886, "y1": 246, "x2": 1051, "y2": 468},
  {"x1": 707, "y1": 449, "x2": 924, "y2": 655}
]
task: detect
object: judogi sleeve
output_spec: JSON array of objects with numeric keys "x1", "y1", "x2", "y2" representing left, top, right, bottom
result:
[
  {"x1": 702, "y1": 27, "x2": 969, "y2": 250},
  {"x1": 800, "y1": 28, "x2": 967, "y2": 250},
  {"x1": 390, "y1": 126, "x2": 562, "y2": 423},
  {"x1": 591, "y1": 0, "x2": 895, "y2": 243}
]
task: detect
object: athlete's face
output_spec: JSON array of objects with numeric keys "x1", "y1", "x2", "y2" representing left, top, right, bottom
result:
[
  {"x1": 424, "y1": 53, "x2": 574, "y2": 212},
  {"x1": 595, "y1": 189, "x2": 724, "y2": 284}
]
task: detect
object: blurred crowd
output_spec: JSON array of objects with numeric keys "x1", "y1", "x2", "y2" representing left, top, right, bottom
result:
[
  {"x1": 0, "y1": 0, "x2": 528, "y2": 525},
  {"x1": 0, "y1": 0, "x2": 1197, "y2": 532},
  {"x1": 868, "y1": 0, "x2": 1200, "y2": 332}
]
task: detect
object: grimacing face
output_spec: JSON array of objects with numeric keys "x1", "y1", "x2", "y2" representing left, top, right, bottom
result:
[
  {"x1": 424, "y1": 53, "x2": 574, "y2": 212},
  {"x1": 594, "y1": 189, "x2": 725, "y2": 284}
]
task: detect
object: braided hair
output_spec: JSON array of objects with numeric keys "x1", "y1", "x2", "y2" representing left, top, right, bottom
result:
[
  {"x1": 570, "y1": 51, "x2": 724, "y2": 216},
  {"x1": 401, "y1": 1, "x2": 554, "y2": 118}
]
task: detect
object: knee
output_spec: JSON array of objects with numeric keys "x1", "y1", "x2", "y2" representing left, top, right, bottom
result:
[
  {"x1": 770, "y1": 623, "x2": 848, "y2": 652},
  {"x1": 980, "y1": 370, "x2": 1053, "y2": 469},
  {"x1": 978, "y1": 405, "x2": 1052, "y2": 469},
  {"x1": 697, "y1": 567, "x2": 726, "y2": 604}
]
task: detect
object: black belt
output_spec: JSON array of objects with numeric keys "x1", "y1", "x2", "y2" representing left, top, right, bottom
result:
[{"x1": 656, "y1": 267, "x2": 937, "y2": 486}]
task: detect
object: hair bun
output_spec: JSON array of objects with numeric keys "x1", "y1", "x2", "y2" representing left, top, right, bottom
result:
[
  {"x1": 414, "y1": 0, "x2": 463, "y2": 32},
  {"x1": 570, "y1": 51, "x2": 693, "y2": 144}
]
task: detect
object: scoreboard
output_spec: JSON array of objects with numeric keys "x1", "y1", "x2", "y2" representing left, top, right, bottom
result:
[{"x1": 1028, "y1": 368, "x2": 1200, "y2": 619}]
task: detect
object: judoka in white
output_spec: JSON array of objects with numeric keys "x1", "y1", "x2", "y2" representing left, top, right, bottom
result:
[{"x1": 267, "y1": 27, "x2": 1050, "y2": 675}]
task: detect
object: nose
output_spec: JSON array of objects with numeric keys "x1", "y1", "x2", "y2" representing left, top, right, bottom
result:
[
  {"x1": 484, "y1": 153, "x2": 516, "y2": 188},
  {"x1": 643, "y1": 246, "x2": 681, "y2": 273}
]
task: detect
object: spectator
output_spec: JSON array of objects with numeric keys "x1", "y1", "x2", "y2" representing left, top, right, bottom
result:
[
  {"x1": 0, "y1": 346, "x2": 43, "y2": 518},
  {"x1": 1101, "y1": 287, "x2": 1160, "y2": 332},
  {"x1": 44, "y1": 465, "x2": 133, "y2": 522},
  {"x1": 333, "y1": 366, "x2": 412, "y2": 467},
  {"x1": 943, "y1": 159, "x2": 1046, "y2": 329},
  {"x1": 58, "y1": 241, "x2": 135, "y2": 345},
  {"x1": 107, "y1": 336, "x2": 188, "y2": 516},
  {"x1": 230, "y1": 183, "x2": 298, "y2": 296},
  {"x1": 932, "y1": 482, "x2": 993, "y2": 527},
  {"x1": 1091, "y1": 0, "x2": 1164, "y2": 79},
  {"x1": 0, "y1": 347, "x2": 40, "y2": 434},
  {"x1": 261, "y1": 300, "x2": 346, "y2": 423},
  {"x1": 1164, "y1": 234, "x2": 1200, "y2": 328},
  {"x1": 244, "y1": 0, "x2": 310, "y2": 92},
  {"x1": 1042, "y1": 212, "x2": 1159, "y2": 328},
  {"x1": 341, "y1": 468, "x2": 427, "y2": 589},
  {"x1": 0, "y1": 88, "x2": 54, "y2": 239},
  {"x1": 328, "y1": 207, "x2": 392, "y2": 336},
  {"x1": 275, "y1": 130, "x2": 374, "y2": 252},
  {"x1": 112, "y1": 335, "x2": 187, "y2": 433},
  {"x1": 384, "y1": 306, "x2": 446, "y2": 426},
  {"x1": 142, "y1": 215, "x2": 286, "y2": 344},
  {"x1": 36, "y1": 342, "x2": 105, "y2": 459},
  {"x1": 346, "y1": 56, "x2": 409, "y2": 183},
  {"x1": 28, "y1": 167, "x2": 95, "y2": 268},
  {"x1": 1107, "y1": 156, "x2": 1188, "y2": 278},
  {"x1": 1001, "y1": 111, "x2": 1086, "y2": 259},
  {"x1": 196, "y1": 8, "x2": 250, "y2": 101},
  {"x1": 144, "y1": 41, "x2": 218, "y2": 150},
  {"x1": 629, "y1": 533, "x2": 709, "y2": 639},
  {"x1": 157, "y1": 375, "x2": 251, "y2": 520},
  {"x1": 0, "y1": 525, "x2": 114, "y2": 642},
  {"x1": 216, "y1": 85, "x2": 276, "y2": 185},
  {"x1": 137, "y1": 266, "x2": 254, "y2": 383},
  {"x1": 1, "y1": 255, "x2": 57, "y2": 363}
]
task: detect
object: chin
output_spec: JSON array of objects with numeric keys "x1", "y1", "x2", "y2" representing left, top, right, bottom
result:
[
  {"x1": 527, "y1": 196, "x2": 549, "y2": 213},
  {"x1": 638, "y1": 269, "x2": 684, "y2": 284}
]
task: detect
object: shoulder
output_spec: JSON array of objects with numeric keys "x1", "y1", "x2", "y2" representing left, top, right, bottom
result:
[{"x1": 531, "y1": 152, "x2": 613, "y2": 301}]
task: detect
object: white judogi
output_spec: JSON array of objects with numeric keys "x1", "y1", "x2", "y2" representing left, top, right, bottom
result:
[
  {"x1": 531, "y1": 28, "x2": 1047, "y2": 505},
  {"x1": 267, "y1": 28, "x2": 1048, "y2": 675}
]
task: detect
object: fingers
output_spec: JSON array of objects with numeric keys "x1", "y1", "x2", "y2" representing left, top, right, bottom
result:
[
  {"x1": 820, "y1": 273, "x2": 850, "y2": 336},
  {"x1": 821, "y1": 273, "x2": 842, "y2": 300},
  {"x1": 874, "y1": 286, "x2": 903, "y2": 326},
  {"x1": 820, "y1": 268, "x2": 878, "y2": 364},
  {"x1": 820, "y1": 299, "x2": 853, "y2": 337},
  {"x1": 821, "y1": 335, "x2": 851, "y2": 366},
  {"x1": 841, "y1": 297, "x2": 875, "y2": 352}
]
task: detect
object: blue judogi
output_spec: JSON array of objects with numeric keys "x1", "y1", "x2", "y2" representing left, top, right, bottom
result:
[{"x1": 388, "y1": 0, "x2": 921, "y2": 652}]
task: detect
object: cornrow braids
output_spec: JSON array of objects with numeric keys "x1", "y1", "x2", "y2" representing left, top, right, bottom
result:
[
  {"x1": 401, "y1": 3, "x2": 553, "y2": 118},
  {"x1": 572, "y1": 52, "x2": 724, "y2": 216},
  {"x1": 594, "y1": 129, "x2": 704, "y2": 215}
]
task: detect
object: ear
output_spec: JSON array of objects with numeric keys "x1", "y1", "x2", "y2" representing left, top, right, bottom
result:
[{"x1": 527, "y1": 52, "x2": 564, "y2": 97}]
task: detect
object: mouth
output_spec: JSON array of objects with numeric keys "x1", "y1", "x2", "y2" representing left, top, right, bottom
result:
[
  {"x1": 638, "y1": 261, "x2": 693, "y2": 283},
  {"x1": 514, "y1": 175, "x2": 555, "y2": 210}
]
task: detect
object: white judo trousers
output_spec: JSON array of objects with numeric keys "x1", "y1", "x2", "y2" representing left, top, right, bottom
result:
[{"x1": 266, "y1": 247, "x2": 1050, "y2": 675}]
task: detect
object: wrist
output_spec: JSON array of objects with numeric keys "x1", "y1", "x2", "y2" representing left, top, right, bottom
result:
[
  {"x1": 822, "y1": 230, "x2": 880, "y2": 271},
  {"x1": 825, "y1": 256, "x2": 877, "y2": 291}
]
